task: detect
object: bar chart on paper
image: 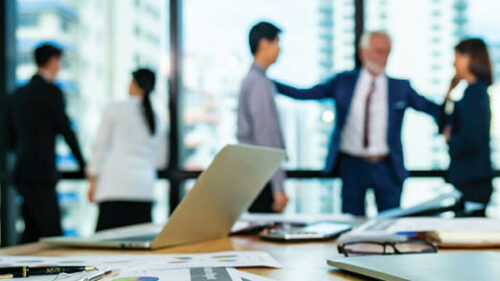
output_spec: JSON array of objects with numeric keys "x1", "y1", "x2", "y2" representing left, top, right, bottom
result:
[{"x1": 113, "y1": 277, "x2": 160, "y2": 281}]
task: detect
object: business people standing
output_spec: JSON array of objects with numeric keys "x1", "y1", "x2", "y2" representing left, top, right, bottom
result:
[
  {"x1": 87, "y1": 68, "x2": 166, "y2": 231},
  {"x1": 274, "y1": 32, "x2": 442, "y2": 216},
  {"x1": 237, "y1": 22, "x2": 288, "y2": 213},
  {"x1": 442, "y1": 38, "x2": 494, "y2": 217},
  {"x1": 8, "y1": 44, "x2": 86, "y2": 243}
]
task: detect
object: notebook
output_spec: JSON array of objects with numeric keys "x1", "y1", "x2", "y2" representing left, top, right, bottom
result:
[{"x1": 338, "y1": 218, "x2": 500, "y2": 247}]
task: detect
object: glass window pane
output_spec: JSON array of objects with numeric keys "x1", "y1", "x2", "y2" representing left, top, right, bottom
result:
[
  {"x1": 14, "y1": 0, "x2": 170, "y2": 237},
  {"x1": 365, "y1": 0, "x2": 499, "y2": 216},
  {"x1": 286, "y1": 178, "x2": 457, "y2": 218},
  {"x1": 365, "y1": 0, "x2": 454, "y2": 171},
  {"x1": 58, "y1": 180, "x2": 168, "y2": 236},
  {"x1": 365, "y1": 0, "x2": 500, "y2": 171},
  {"x1": 11, "y1": 180, "x2": 169, "y2": 238},
  {"x1": 184, "y1": 177, "x2": 463, "y2": 217},
  {"x1": 182, "y1": 0, "x2": 355, "y2": 170},
  {"x1": 182, "y1": 178, "x2": 344, "y2": 215},
  {"x1": 15, "y1": 0, "x2": 170, "y2": 171},
  {"x1": 284, "y1": 179, "x2": 343, "y2": 214}
]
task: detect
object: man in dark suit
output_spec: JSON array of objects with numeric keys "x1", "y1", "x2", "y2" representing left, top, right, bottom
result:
[
  {"x1": 274, "y1": 32, "x2": 442, "y2": 216},
  {"x1": 7, "y1": 44, "x2": 86, "y2": 242}
]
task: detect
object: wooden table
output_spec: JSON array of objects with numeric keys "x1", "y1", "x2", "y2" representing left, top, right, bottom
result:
[
  {"x1": 0, "y1": 235, "x2": 365, "y2": 280},
  {"x1": 0, "y1": 236, "x2": 498, "y2": 280}
]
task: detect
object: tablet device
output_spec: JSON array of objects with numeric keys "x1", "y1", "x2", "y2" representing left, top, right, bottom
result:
[{"x1": 259, "y1": 222, "x2": 352, "y2": 242}]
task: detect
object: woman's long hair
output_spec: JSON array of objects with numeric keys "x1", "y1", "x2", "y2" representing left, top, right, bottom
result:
[
  {"x1": 132, "y1": 68, "x2": 156, "y2": 135},
  {"x1": 455, "y1": 38, "x2": 493, "y2": 86}
]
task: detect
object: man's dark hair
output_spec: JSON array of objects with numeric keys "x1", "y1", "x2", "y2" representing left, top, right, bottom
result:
[
  {"x1": 34, "y1": 43, "x2": 63, "y2": 67},
  {"x1": 249, "y1": 22, "x2": 281, "y2": 55}
]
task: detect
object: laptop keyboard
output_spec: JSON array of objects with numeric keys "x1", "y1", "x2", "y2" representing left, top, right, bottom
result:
[{"x1": 100, "y1": 234, "x2": 157, "y2": 242}]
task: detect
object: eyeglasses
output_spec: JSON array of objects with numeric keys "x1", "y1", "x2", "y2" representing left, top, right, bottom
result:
[{"x1": 337, "y1": 240, "x2": 438, "y2": 257}]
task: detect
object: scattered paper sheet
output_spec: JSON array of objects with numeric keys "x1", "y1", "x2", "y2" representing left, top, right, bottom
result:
[
  {"x1": 0, "y1": 252, "x2": 280, "y2": 280},
  {"x1": 48, "y1": 267, "x2": 275, "y2": 281},
  {"x1": 231, "y1": 269, "x2": 277, "y2": 281},
  {"x1": 150, "y1": 251, "x2": 280, "y2": 269},
  {"x1": 163, "y1": 268, "x2": 277, "y2": 281}
]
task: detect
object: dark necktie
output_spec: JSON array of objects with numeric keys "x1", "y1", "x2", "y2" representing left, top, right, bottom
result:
[{"x1": 363, "y1": 79, "x2": 376, "y2": 148}]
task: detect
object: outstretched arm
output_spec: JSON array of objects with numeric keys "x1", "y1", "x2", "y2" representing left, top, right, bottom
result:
[
  {"x1": 407, "y1": 83, "x2": 443, "y2": 124},
  {"x1": 274, "y1": 76, "x2": 338, "y2": 100}
]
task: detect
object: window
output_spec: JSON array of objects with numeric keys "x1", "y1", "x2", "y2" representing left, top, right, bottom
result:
[
  {"x1": 365, "y1": 0, "x2": 500, "y2": 170},
  {"x1": 4, "y1": 0, "x2": 499, "y2": 239},
  {"x1": 178, "y1": 0, "x2": 355, "y2": 215},
  {"x1": 182, "y1": 0, "x2": 355, "y2": 171},
  {"x1": 365, "y1": 0, "x2": 500, "y2": 215},
  {"x1": 51, "y1": 180, "x2": 168, "y2": 237},
  {"x1": 18, "y1": 13, "x2": 38, "y2": 27},
  {"x1": 13, "y1": 0, "x2": 170, "y2": 236}
]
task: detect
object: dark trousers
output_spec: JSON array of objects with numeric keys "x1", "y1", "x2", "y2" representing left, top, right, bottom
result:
[
  {"x1": 248, "y1": 183, "x2": 274, "y2": 213},
  {"x1": 17, "y1": 183, "x2": 62, "y2": 243},
  {"x1": 340, "y1": 154, "x2": 402, "y2": 216},
  {"x1": 96, "y1": 201, "x2": 152, "y2": 231}
]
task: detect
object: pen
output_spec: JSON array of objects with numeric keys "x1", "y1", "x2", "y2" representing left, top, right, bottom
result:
[
  {"x1": 81, "y1": 269, "x2": 119, "y2": 281},
  {"x1": 98, "y1": 269, "x2": 121, "y2": 281},
  {"x1": 0, "y1": 266, "x2": 98, "y2": 278}
]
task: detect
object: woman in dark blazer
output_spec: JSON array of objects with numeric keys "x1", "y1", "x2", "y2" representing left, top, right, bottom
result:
[{"x1": 443, "y1": 38, "x2": 494, "y2": 216}]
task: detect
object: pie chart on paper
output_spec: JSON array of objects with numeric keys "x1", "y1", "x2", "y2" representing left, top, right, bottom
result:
[{"x1": 113, "y1": 277, "x2": 159, "y2": 281}]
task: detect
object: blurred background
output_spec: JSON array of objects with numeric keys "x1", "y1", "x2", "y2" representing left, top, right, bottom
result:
[{"x1": 0, "y1": 0, "x2": 499, "y2": 245}]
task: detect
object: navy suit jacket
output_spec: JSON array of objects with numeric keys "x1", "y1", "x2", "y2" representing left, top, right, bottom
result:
[
  {"x1": 275, "y1": 69, "x2": 441, "y2": 183},
  {"x1": 445, "y1": 82, "x2": 493, "y2": 185}
]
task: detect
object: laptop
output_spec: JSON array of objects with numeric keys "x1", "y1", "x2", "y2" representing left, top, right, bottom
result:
[
  {"x1": 327, "y1": 252, "x2": 500, "y2": 281},
  {"x1": 41, "y1": 144, "x2": 286, "y2": 249}
]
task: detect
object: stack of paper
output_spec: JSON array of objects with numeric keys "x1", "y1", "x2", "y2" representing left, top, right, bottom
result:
[
  {"x1": 0, "y1": 251, "x2": 280, "y2": 280},
  {"x1": 339, "y1": 218, "x2": 500, "y2": 247}
]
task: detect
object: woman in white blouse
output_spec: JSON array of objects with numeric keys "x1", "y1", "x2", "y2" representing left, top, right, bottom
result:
[{"x1": 87, "y1": 68, "x2": 165, "y2": 231}]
